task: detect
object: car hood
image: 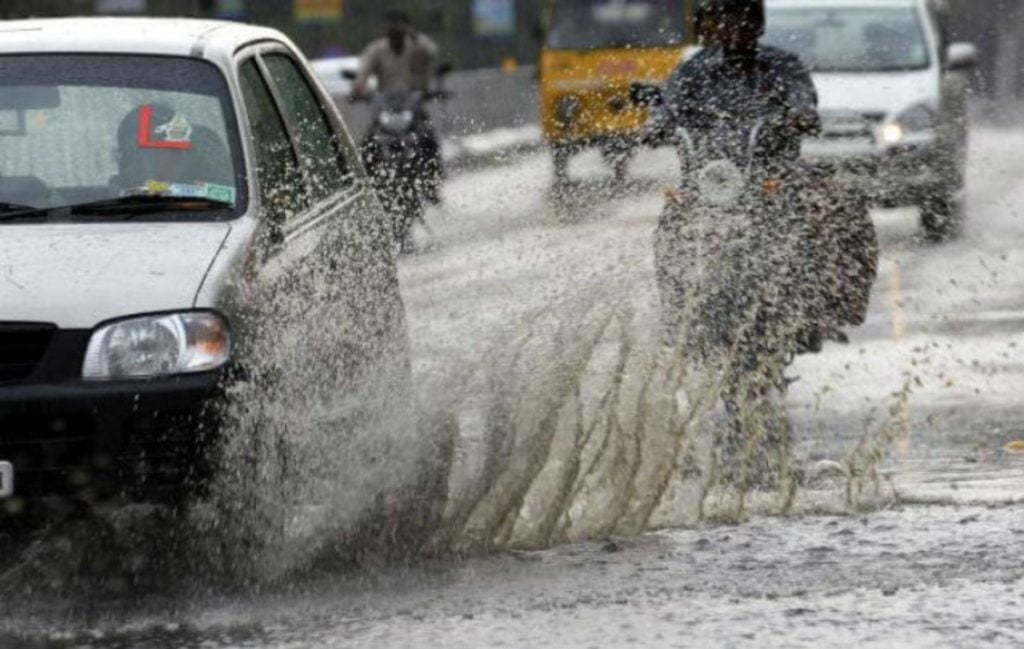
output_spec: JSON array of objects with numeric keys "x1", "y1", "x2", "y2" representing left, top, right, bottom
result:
[
  {"x1": 812, "y1": 69, "x2": 938, "y2": 117},
  {"x1": 0, "y1": 222, "x2": 232, "y2": 329}
]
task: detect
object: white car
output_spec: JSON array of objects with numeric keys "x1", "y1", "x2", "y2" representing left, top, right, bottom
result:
[
  {"x1": 764, "y1": 0, "x2": 977, "y2": 239},
  {"x1": 310, "y1": 55, "x2": 364, "y2": 99},
  {"x1": 0, "y1": 19, "x2": 412, "y2": 509}
]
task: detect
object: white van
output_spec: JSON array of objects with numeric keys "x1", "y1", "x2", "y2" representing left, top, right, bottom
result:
[
  {"x1": 764, "y1": 0, "x2": 977, "y2": 239},
  {"x1": 0, "y1": 19, "x2": 413, "y2": 511}
]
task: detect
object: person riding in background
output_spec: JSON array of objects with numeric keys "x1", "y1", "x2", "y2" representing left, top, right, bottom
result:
[
  {"x1": 352, "y1": 9, "x2": 444, "y2": 206},
  {"x1": 351, "y1": 10, "x2": 440, "y2": 98},
  {"x1": 648, "y1": 0, "x2": 877, "y2": 350},
  {"x1": 648, "y1": 0, "x2": 820, "y2": 158}
]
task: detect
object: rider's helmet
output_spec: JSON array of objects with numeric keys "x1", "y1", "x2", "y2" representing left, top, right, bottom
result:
[{"x1": 694, "y1": 0, "x2": 766, "y2": 36}]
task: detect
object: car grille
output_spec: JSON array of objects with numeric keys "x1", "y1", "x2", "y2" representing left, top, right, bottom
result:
[
  {"x1": 0, "y1": 411, "x2": 207, "y2": 503},
  {"x1": 0, "y1": 323, "x2": 56, "y2": 384},
  {"x1": 820, "y1": 111, "x2": 886, "y2": 139},
  {"x1": 0, "y1": 415, "x2": 101, "y2": 499}
]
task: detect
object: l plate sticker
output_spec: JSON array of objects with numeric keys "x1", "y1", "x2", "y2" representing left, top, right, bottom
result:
[{"x1": 0, "y1": 461, "x2": 13, "y2": 498}]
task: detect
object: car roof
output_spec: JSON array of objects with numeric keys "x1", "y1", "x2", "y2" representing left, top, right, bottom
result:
[{"x1": 0, "y1": 17, "x2": 290, "y2": 64}]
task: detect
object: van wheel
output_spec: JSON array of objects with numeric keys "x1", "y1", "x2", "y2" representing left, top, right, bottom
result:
[
  {"x1": 600, "y1": 145, "x2": 633, "y2": 184},
  {"x1": 552, "y1": 144, "x2": 571, "y2": 187},
  {"x1": 920, "y1": 189, "x2": 960, "y2": 242}
]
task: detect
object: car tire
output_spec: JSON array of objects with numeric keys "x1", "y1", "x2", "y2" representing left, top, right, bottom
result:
[{"x1": 920, "y1": 188, "x2": 961, "y2": 242}]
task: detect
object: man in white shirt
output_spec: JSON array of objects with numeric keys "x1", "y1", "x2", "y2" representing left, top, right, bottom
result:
[
  {"x1": 352, "y1": 10, "x2": 444, "y2": 205},
  {"x1": 352, "y1": 10, "x2": 440, "y2": 98}
]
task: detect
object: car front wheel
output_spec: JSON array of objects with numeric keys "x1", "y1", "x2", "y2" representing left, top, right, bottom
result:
[{"x1": 920, "y1": 187, "x2": 961, "y2": 242}]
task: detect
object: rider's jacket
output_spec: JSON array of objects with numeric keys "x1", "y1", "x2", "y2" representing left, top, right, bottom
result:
[{"x1": 650, "y1": 45, "x2": 820, "y2": 161}]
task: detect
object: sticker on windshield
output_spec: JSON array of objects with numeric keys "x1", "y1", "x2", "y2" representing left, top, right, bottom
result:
[
  {"x1": 204, "y1": 184, "x2": 236, "y2": 204},
  {"x1": 136, "y1": 105, "x2": 193, "y2": 150},
  {"x1": 144, "y1": 180, "x2": 236, "y2": 205},
  {"x1": 156, "y1": 112, "x2": 193, "y2": 144}
]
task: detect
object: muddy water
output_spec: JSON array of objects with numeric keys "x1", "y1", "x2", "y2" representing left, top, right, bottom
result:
[{"x1": 4, "y1": 504, "x2": 1022, "y2": 648}]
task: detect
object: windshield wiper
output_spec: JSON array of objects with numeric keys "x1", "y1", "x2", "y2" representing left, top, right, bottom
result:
[
  {"x1": 0, "y1": 202, "x2": 38, "y2": 212},
  {"x1": 68, "y1": 195, "x2": 233, "y2": 216},
  {"x1": 0, "y1": 203, "x2": 51, "y2": 222},
  {"x1": 0, "y1": 195, "x2": 233, "y2": 223}
]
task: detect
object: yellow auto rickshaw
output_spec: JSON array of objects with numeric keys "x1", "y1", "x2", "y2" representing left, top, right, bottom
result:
[{"x1": 540, "y1": 0, "x2": 697, "y2": 184}]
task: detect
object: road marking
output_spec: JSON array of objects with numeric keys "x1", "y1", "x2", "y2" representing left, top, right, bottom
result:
[{"x1": 888, "y1": 260, "x2": 905, "y2": 341}]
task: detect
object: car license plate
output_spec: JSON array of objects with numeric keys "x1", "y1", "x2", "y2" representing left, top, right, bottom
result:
[{"x1": 0, "y1": 461, "x2": 13, "y2": 499}]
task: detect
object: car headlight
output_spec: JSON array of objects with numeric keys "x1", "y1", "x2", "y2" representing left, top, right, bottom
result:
[
  {"x1": 881, "y1": 104, "x2": 937, "y2": 144},
  {"x1": 83, "y1": 312, "x2": 230, "y2": 380}
]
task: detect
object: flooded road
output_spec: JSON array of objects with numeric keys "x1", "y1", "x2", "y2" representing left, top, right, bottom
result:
[
  {"x1": 4, "y1": 125, "x2": 1024, "y2": 647},
  {"x1": 10, "y1": 504, "x2": 1022, "y2": 648}
]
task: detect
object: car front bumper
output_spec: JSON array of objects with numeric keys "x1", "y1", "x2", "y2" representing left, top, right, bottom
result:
[
  {"x1": 802, "y1": 134, "x2": 946, "y2": 205},
  {"x1": 0, "y1": 349, "x2": 222, "y2": 512}
]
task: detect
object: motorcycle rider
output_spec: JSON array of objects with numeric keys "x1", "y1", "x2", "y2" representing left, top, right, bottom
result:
[
  {"x1": 649, "y1": 0, "x2": 876, "y2": 350},
  {"x1": 648, "y1": 0, "x2": 819, "y2": 159},
  {"x1": 352, "y1": 10, "x2": 443, "y2": 204},
  {"x1": 352, "y1": 10, "x2": 440, "y2": 97}
]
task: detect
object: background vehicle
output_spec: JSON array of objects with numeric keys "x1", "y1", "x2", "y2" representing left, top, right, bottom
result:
[
  {"x1": 763, "y1": 0, "x2": 977, "y2": 240},
  {"x1": 310, "y1": 56, "x2": 366, "y2": 97},
  {"x1": 540, "y1": 0, "x2": 695, "y2": 185},
  {"x1": 344, "y1": 62, "x2": 451, "y2": 254},
  {"x1": 653, "y1": 108, "x2": 877, "y2": 491},
  {"x1": 0, "y1": 19, "x2": 415, "y2": 519},
  {"x1": 653, "y1": 115, "x2": 817, "y2": 491},
  {"x1": 359, "y1": 90, "x2": 444, "y2": 254}
]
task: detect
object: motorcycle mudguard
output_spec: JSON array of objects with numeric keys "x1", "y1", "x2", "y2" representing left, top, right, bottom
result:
[{"x1": 804, "y1": 182, "x2": 879, "y2": 328}]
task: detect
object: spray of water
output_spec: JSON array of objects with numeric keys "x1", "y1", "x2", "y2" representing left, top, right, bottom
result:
[
  {"x1": 409, "y1": 163, "x2": 886, "y2": 554},
  {"x1": 181, "y1": 202, "x2": 437, "y2": 581},
  {"x1": 0, "y1": 158, "x2": 899, "y2": 597}
]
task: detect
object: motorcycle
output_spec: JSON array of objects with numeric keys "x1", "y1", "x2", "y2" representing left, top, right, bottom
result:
[
  {"x1": 638, "y1": 83, "x2": 878, "y2": 491},
  {"x1": 655, "y1": 120, "x2": 817, "y2": 366},
  {"x1": 344, "y1": 59, "x2": 453, "y2": 254},
  {"x1": 357, "y1": 90, "x2": 445, "y2": 254}
]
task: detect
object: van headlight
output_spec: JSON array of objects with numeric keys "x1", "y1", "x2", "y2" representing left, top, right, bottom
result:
[
  {"x1": 83, "y1": 312, "x2": 230, "y2": 380},
  {"x1": 881, "y1": 104, "x2": 937, "y2": 144},
  {"x1": 696, "y1": 159, "x2": 744, "y2": 207}
]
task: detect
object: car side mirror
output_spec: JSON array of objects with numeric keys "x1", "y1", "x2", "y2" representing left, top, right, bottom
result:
[
  {"x1": 946, "y1": 42, "x2": 978, "y2": 71},
  {"x1": 341, "y1": 69, "x2": 358, "y2": 81}
]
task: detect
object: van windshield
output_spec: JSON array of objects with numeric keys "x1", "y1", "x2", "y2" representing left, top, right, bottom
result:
[
  {"x1": 0, "y1": 55, "x2": 246, "y2": 222},
  {"x1": 763, "y1": 6, "x2": 931, "y2": 72},
  {"x1": 547, "y1": 0, "x2": 688, "y2": 51}
]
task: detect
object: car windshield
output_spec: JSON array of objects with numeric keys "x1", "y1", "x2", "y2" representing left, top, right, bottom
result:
[
  {"x1": 546, "y1": 0, "x2": 688, "y2": 50},
  {"x1": 0, "y1": 55, "x2": 245, "y2": 222},
  {"x1": 763, "y1": 6, "x2": 931, "y2": 72}
]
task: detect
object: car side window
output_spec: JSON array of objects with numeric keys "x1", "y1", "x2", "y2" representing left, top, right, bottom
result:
[
  {"x1": 927, "y1": 7, "x2": 950, "y2": 60},
  {"x1": 238, "y1": 58, "x2": 306, "y2": 225},
  {"x1": 262, "y1": 53, "x2": 353, "y2": 204}
]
